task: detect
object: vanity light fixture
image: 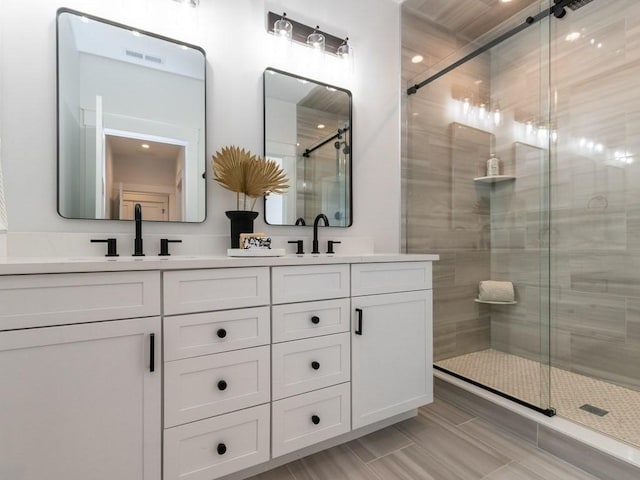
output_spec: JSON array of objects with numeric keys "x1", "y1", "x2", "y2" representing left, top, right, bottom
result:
[{"x1": 267, "y1": 11, "x2": 348, "y2": 59}]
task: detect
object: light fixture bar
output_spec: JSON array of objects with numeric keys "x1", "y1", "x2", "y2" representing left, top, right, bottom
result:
[{"x1": 267, "y1": 11, "x2": 345, "y2": 55}]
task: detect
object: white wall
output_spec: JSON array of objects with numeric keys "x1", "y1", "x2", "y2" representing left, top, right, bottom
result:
[{"x1": 0, "y1": 0, "x2": 402, "y2": 253}]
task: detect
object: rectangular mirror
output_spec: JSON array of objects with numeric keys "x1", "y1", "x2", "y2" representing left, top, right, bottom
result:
[
  {"x1": 57, "y1": 8, "x2": 206, "y2": 222},
  {"x1": 263, "y1": 68, "x2": 352, "y2": 227}
]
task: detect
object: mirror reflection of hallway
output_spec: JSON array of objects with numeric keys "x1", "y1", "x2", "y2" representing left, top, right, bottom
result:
[{"x1": 105, "y1": 134, "x2": 185, "y2": 221}]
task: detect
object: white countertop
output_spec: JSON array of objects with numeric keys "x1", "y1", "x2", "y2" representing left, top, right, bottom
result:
[{"x1": 0, "y1": 253, "x2": 439, "y2": 275}]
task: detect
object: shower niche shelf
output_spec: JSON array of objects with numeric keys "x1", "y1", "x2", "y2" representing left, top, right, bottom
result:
[
  {"x1": 473, "y1": 175, "x2": 516, "y2": 184},
  {"x1": 474, "y1": 299, "x2": 517, "y2": 305}
]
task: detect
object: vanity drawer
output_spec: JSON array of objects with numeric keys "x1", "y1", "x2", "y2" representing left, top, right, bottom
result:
[
  {"x1": 272, "y1": 333, "x2": 350, "y2": 400},
  {"x1": 351, "y1": 262, "x2": 432, "y2": 296},
  {"x1": 272, "y1": 298, "x2": 350, "y2": 343},
  {"x1": 164, "y1": 403, "x2": 270, "y2": 480},
  {"x1": 0, "y1": 271, "x2": 160, "y2": 330},
  {"x1": 164, "y1": 346, "x2": 270, "y2": 427},
  {"x1": 272, "y1": 382, "x2": 351, "y2": 458},
  {"x1": 164, "y1": 306, "x2": 270, "y2": 361},
  {"x1": 272, "y1": 264, "x2": 349, "y2": 304},
  {"x1": 163, "y1": 267, "x2": 269, "y2": 315}
]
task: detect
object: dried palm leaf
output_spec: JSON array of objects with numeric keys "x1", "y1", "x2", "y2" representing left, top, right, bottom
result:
[{"x1": 212, "y1": 146, "x2": 289, "y2": 210}]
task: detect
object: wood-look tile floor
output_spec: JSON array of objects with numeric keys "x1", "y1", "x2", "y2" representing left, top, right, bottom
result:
[{"x1": 245, "y1": 399, "x2": 600, "y2": 480}]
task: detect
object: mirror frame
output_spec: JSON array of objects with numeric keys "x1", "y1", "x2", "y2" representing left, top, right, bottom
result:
[
  {"x1": 56, "y1": 7, "x2": 207, "y2": 223},
  {"x1": 263, "y1": 67, "x2": 353, "y2": 227}
]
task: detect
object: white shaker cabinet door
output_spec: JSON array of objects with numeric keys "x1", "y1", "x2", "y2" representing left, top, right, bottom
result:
[
  {"x1": 351, "y1": 290, "x2": 433, "y2": 429},
  {"x1": 0, "y1": 317, "x2": 161, "y2": 480}
]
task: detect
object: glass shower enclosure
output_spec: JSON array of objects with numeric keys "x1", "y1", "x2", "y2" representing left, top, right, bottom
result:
[{"x1": 404, "y1": 0, "x2": 640, "y2": 447}]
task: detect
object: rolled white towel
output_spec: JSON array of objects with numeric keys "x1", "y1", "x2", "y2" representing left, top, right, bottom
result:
[{"x1": 478, "y1": 280, "x2": 515, "y2": 302}]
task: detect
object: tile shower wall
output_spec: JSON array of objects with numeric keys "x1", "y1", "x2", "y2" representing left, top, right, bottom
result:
[{"x1": 404, "y1": 0, "x2": 640, "y2": 391}]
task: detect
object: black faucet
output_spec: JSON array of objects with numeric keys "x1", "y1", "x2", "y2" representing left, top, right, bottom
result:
[
  {"x1": 295, "y1": 217, "x2": 306, "y2": 226},
  {"x1": 312, "y1": 213, "x2": 329, "y2": 254},
  {"x1": 133, "y1": 203, "x2": 144, "y2": 256}
]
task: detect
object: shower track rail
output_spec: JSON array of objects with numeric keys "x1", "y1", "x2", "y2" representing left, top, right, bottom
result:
[
  {"x1": 434, "y1": 364, "x2": 557, "y2": 417},
  {"x1": 407, "y1": 0, "x2": 591, "y2": 95}
]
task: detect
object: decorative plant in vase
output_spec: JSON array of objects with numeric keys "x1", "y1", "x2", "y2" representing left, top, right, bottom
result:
[{"x1": 212, "y1": 146, "x2": 289, "y2": 248}]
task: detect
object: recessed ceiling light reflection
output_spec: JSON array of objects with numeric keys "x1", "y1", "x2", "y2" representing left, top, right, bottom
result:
[
  {"x1": 317, "y1": 124, "x2": 325, "y2": 129},
  {"x1": 141, "y1": 144, "x2": 150, "y2": 149},
  {"x1": 411, "y1": 55, "x2": 424, "y2": 64}
]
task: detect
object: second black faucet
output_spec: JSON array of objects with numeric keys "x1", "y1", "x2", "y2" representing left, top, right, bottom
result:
[{"x1": 312, "y1": 213, "x2": 329, "y2": 254}]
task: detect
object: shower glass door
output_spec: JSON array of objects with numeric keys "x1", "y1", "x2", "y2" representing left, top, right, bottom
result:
[
  {"x1": 404, "y1": 0, "x2": 553, "y2": 414},
  {"x1": 548, "y1": 0, "x2": 640, "y2": 446}
]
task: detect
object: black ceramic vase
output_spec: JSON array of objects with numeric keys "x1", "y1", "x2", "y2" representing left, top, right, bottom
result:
[{"x1": 226, "y1": 210, "x2": 259, "y2": 248}]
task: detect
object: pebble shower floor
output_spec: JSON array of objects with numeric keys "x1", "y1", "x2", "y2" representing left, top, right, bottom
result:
[{"x1": 436, "y1": 349, "x2": 640, "y2": 447}]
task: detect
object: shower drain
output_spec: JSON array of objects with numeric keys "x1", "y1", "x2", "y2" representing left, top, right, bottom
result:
[{"x1": 579, "y1": 404, "x2": 609, "y2": 417}]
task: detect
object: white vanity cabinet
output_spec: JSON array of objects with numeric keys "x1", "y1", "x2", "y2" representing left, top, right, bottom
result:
[
  {"x1": 0, "y1": 271, "x2": 161, "y2": 480},
  {"x1": 0, "y1": 255, "x2": 436, "y2": 480},
  {"x1": 162, "y1": 267, "x2": 271, "y2": 480},
  {"x1": 270, "y1": 264, "x2": 352, "y2": 458},
  {"x1": 351, "y1": 262, "x2": 433, "y2": 429}
]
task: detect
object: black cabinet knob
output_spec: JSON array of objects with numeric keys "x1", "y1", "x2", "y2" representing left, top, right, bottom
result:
[
  {"x1": 311, "y1": 361, "x2": 320, "y2": 370},
  {"x1": 217, "y1": 443, "x2": 227, "y2": 455},
  {"x1": 311, "y1": 415, "x2": 321, "y2": 425},
  {"x1": 217, "y1": 328, "x2": 227, "y2": 339},
  {"x1": 217, "y1": 380, "x2": 228, "y2": 391},
  {"x1": 311, "y1": 315, "x2": 320, "y2": 324}
]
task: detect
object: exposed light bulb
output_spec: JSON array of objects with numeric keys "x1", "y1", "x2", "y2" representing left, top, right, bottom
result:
[
  {"x1": 307, "y1": 26, "x2": 325, "y2": 52},
  {"x1": 274, "y1": 13, "x2": 293, "y2": 40}
]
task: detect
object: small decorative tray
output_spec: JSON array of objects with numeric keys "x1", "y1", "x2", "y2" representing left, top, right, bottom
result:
[{"x1": 227, "y1": 248, "x2": 286, "y2": 257}]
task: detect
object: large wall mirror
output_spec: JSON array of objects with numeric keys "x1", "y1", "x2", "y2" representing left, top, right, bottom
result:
[
  {"x1": 264, "y1": 68, "x2": 352, "y2": 227},
  {"x1": 57, "y1": 8, "x2": 206, "y2": 222}
]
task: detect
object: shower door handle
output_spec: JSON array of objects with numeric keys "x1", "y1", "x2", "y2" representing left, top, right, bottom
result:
[{"x1": 355, "y1": 308, "x2": 363, "y2": 335}]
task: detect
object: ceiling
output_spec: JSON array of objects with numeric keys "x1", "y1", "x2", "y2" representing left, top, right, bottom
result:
[{"x1": 402, "y1": 0, "x2": 540, "y2": 41}]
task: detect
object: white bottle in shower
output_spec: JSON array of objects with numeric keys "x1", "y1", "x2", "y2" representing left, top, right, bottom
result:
[{"x1": 487, "y1": 154, "x2": 500, "y2": 176}]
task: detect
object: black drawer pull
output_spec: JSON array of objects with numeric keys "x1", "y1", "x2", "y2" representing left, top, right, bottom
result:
[
  {"x1": 149, "y1": 333, "x2": 155, "y2": 372},
  {"x1": 311, "y1": 315, "x2": 320, "y2": 324},
  {"x1": 217, "y1": 328, "x2": 227, "y2": 339},
  {"x1": 311, "y1": 415, "x2": 321, "y2": 425},
  {"x1": 311, "y1": 361, "x2": 320, "y2": 370},
  {"x1": 217, "y1": 380, "x2": 228, "y2": 391},
  {"x1": 217, "y1": 443, "x2": 227, "y2": 455},
  {"x1": 355, "y1": 308, "x2": 363, "y2": 335}
]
